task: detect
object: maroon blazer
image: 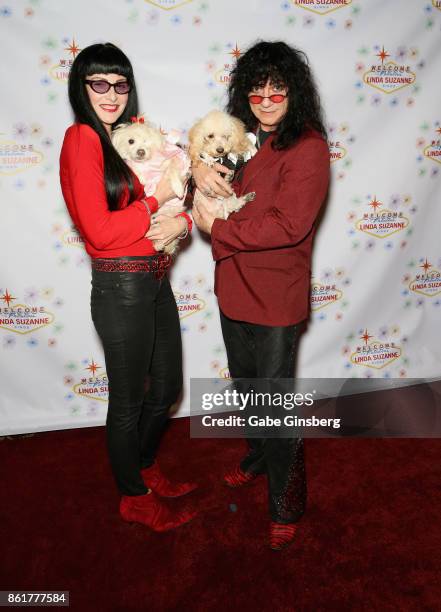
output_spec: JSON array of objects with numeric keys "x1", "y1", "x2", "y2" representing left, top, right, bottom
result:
[{"x1": 211, "y1": 129, "x2": 330, "y2": 326}]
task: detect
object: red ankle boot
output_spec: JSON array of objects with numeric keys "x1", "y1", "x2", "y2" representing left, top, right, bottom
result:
[
  {"x1": 269, "y1": 522, "x2": 298, "y2": 550},
  {"x1": 120, "y1": 491, "x2": 196, "y2": 532},
  {"x1": 141, "y1": 463, "x2": 198, "y2": 498},
  {"x1": 223, "y1": 466, "x2": 259, "y2": 488}
]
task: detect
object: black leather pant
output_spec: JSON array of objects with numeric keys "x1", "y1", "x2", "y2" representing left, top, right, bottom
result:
[
  {"x1": 91, "y1": 264, "x2": 182, "y2": 496},
  {"x1": 220, "y1": 310, "x2": 306, "y2": 524}
]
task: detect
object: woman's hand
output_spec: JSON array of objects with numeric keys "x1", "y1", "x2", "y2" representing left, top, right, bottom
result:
[
  {"x1": 192, "y1": 191, "x2": 217, "y2": 235},
  {"x1": 153, "y1": 174, "x2": 177, "y2": 207},
  {"x1": 145, "y1": 214, "x2": 187, "y2": 250},
  {"x1": 192, "y1": 161, "x2": 234, "y2": 198}
]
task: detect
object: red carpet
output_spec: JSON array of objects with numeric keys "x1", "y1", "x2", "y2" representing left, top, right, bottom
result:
[{"x1": 1, "y1": 421, "x2": 440, "y2": 611}]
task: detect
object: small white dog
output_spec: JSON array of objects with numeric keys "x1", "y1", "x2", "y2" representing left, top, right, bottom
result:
[
  {"x1": 188, "y1": 110, "x2": 257, "y2": 219},
  {"x1": 111, "y1": 117, "x2": 190, "y2": 254}
]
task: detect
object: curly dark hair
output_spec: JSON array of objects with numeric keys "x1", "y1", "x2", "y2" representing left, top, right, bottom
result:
[{"x1": 226, "y1": 40, "x2": 327, "y2": 150}]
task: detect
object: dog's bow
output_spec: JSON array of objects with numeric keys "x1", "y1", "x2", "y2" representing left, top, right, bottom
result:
[{"x1": 130, "y1": 116, "x2": 145, "y2": 124}]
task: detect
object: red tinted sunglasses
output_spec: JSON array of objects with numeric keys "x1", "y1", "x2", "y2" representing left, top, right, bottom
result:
[
  {"x1": 85, "y1": 79, "x2": 132, "y2": 95},
  {"x1": 248, "y1": 93, "x2": 287, "y2": 104}
]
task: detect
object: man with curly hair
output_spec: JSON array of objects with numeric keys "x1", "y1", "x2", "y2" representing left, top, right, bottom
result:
[{"x1": 192, "y1": 40, "x2": 330, "y2": 550}]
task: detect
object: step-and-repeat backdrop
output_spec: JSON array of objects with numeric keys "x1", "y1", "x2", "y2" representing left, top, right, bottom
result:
[{"x1": 1, "y1": 0, "x2": 440, "y2": 434}]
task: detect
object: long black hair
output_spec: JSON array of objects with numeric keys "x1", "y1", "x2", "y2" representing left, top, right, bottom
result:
[
  {"x1": 227, "y1": 41, "x2": 327, "y2": 150},
  {"x1": 68, "y1": 43, "x2": 139, "y2": 210}
]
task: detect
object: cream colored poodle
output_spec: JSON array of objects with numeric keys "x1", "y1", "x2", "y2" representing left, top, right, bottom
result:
[
  {"x1": 188, "y1": 110, "x2": 257, "y2": 219},
  {"x1": 111, "y1": 118, "x2": 190, "y2": 254}
]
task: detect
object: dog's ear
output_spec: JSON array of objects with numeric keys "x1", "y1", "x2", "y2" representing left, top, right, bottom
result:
[
  {"x1": 188, "y1": 118, "x2": 205, "y2": 163},
  {"x1": 230, "y1": 116, "x2": 251, "y2": 155},
  {"x1": 110, "y1": 125, "x2": 130, "y2": 157}
]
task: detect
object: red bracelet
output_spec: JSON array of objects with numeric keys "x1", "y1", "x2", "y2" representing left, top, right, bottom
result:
[{"x1": 176, "y1": 212, "x2": 193, "y2": 233}]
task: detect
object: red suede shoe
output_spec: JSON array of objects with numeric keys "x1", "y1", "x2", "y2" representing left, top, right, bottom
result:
[
  {"x1": 120, "y1": 491, "x2": 196, "y2": 532},
  {"x1": 141, "y1": 463, "x2": 198, "y2": 498},
  {"x1": 269, "y1": 522, "x2": 298, "y2": 550},
  {"x1": 223, "y1": 466, "x2": 260, "y2": 488}
]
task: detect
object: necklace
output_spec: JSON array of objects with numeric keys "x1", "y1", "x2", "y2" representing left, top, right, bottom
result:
[
  {"x1": 256, "y1": 127, "x2": 273, "y2": 149},
  {"x1": 256, "y1": 127, "x2": 263, "y2": 149}
]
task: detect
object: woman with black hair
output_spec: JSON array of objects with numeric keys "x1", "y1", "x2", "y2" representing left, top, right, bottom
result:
[
  {"x1": 60, "y1": 43, "x2": 196, "y2": 532},
  {"x1": 192, "y1": 41, "x2": 330, "y2": 549}
]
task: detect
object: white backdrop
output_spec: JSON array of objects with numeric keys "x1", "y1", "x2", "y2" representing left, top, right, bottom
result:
[{"x1": 0, "y1": 0, "x2": 440, "y2": 434}]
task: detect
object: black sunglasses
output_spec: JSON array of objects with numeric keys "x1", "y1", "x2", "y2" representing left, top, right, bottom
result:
[{"x1": 85, "y1": 79, "x2": 132, "y2": 95}]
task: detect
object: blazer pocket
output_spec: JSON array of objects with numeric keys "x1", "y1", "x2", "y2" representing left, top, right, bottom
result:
[{"x1": 243, "y1": 250, "x2": 295, "y2": 270}]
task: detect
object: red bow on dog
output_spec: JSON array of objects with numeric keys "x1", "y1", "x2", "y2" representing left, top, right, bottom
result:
[{"x1": 130, "y1": 116, "x2": 145, "y2": 124}]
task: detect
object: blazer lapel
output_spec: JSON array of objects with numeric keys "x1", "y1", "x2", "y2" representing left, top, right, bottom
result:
[{"x1": 239, "y1": 132, "x2": 278, "y2": 193}]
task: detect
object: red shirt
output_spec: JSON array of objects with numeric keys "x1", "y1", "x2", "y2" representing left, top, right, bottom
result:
[{"x1": 59, "y1": 123, "x2": 156, "y2": 259}]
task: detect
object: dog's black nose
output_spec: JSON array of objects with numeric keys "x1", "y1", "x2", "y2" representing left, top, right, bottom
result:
[
  {"x1": 137, "y1": 149, "x2": 145, "y2": 158},
  {"x1": 216, "y1": 147, "x2": 224, "y2": 154}
]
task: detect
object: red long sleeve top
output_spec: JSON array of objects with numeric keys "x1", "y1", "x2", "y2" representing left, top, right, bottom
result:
[{"x1": 60, "y1": 123, "x2": 161, "y2": 258}]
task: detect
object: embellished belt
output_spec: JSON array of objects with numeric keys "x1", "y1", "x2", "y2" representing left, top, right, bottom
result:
[{"x1": 91, "y1": 255, "x2": 172, "y2": 279}]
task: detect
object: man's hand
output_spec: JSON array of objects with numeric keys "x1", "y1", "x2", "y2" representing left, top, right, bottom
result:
[
  {"x1": 192, "y1": 161, "x2": 234, "y2": 198},
  {"x1": 192, "y1": 190, "x2": 217, "y2": 235}
]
